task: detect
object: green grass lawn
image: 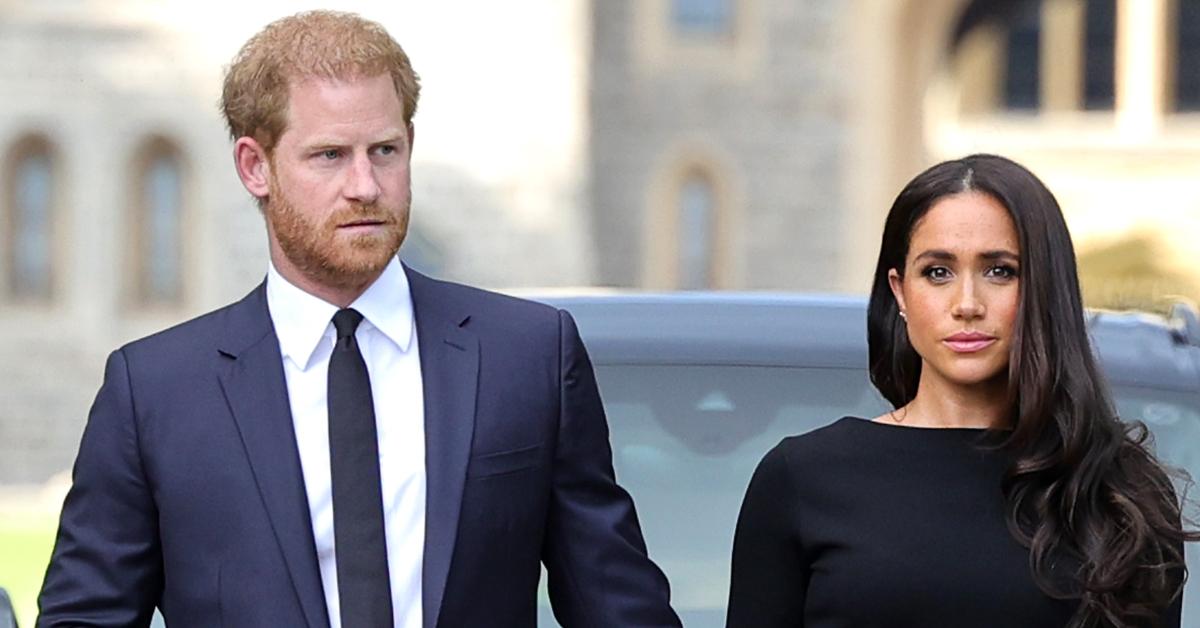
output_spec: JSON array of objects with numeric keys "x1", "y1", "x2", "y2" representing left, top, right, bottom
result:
[{"x1": 0, "y1": 512, "x2": 57, "y2": 627}]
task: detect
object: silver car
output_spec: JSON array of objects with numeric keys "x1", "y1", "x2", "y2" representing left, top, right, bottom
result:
[
  {"x1": 113, "y1": 293, "x2": 1200, "y2": 627},
  {"x1": 534, "y1": 293, "x2": 1200, "y2": 627}
]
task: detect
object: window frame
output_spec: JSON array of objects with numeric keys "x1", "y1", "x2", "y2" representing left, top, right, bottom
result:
[
  {"x1": 126, "y1": 135, "x2": 189, "y2": 311},
  {"x1": 3, "y1": 134, "x2": 60, "y2": 305}
]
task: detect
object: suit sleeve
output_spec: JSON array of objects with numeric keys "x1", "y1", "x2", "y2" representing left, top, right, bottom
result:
[
  {"x1": 541, "y1": 310, "x2": 682, "y2": 627},
  {"x1": 726, "y1": 441, "x2": 808, "y2": 627},
  {"x1": 37, "y1": 349, "x2": 162, "y2": 627}
]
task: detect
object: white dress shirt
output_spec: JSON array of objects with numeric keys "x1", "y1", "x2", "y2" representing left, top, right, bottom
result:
[{"x1": 266, "y1": 257, "x2": 425, "y2": 628}]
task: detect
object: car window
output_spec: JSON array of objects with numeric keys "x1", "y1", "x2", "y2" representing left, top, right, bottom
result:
[
  {"x1": 538, "y1": 371, "x2": 1200, "y2": 627},
  {"x1": 1111, "y1": 386, "x2": 1200, "y2": 624},
  {"x1": 539, "y1": 364, "x2": 891, "y2": 627}
]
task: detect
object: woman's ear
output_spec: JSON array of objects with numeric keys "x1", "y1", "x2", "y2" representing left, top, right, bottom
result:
[
  {"x1": 233, "y1": 137, "x2": 271, "y2": 201},
  {"x1": 888, "y1": 268, "x2": 907, "y2": 319}
]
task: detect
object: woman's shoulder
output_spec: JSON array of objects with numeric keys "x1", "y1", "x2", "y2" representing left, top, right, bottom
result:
[
  {"x1": 764, "y1": 416, "x2": 871, "y2": 469},
  {"x1": 778, "y1": 416, "x2": 870, "y2": 449},
  {"x1": 743, "y1": 417, "x2": 883, "y2": 506}
]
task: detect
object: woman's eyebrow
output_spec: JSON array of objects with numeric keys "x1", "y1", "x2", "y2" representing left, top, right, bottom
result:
[
  {"x1": 913, "y1": 249, "x2": 954, "y2": 263},
  {"x1": 912, "y1": 249, "x2": 1020, "y2": 263},
  {"x1": 980, "y1": 250, "x2": 1020, "y2": 261}
]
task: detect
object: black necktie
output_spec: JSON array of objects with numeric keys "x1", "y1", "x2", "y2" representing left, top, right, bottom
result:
[{"x1": 328, "y1": 308, "x2": 393, "y2": 627}]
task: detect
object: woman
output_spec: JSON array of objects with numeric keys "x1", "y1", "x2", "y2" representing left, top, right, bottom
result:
[{"x1": 726, "y1": 154, "x2": 1192, "y2": 627}]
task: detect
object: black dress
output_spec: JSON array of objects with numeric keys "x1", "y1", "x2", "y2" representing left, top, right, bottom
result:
[{"x1": 726, "y1": 416, "x2": 1182, "y2": 628}]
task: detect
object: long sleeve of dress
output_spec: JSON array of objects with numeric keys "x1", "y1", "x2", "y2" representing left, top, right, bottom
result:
[{"x1": 726, "y1": 440, "x2": 807, "y2": 628}]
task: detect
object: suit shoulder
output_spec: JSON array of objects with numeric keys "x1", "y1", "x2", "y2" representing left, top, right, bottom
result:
[
  {"x1": 410, "y1": 272, "x2": 561, "y2": 324},
  {"x1": 117, "y1": 285, "x2": 267, "y2": 360}
]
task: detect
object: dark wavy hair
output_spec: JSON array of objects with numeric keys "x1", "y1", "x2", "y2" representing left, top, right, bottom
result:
[{"x1": 867, "y1": 154, "x2": 1193, "y2": 626}]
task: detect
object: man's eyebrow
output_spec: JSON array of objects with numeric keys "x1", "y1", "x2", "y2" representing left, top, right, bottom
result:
[
  {"x1": 301, "y1": 132, "x2": 407, "y2": 149},
  {"x1": 299, "y1": 138, "x2": 345, "y2": 151},
  {"x1": 369, "y1": 132, "x2": 407, "y2": 145}
]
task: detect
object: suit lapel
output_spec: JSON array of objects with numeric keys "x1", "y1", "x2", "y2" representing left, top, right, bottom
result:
[
  {"x1": 216, "y1": 284, "x2": 329, "y2": 628},
  {"x1": 408, "y1": 268, "x2": 479, "y2": 628}
]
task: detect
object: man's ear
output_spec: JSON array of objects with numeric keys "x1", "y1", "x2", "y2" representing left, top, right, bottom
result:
[
  {"x1": 233, "y1": 137, "x2": 271, "y2": 200},
  {"x1": 407, "y1": 122, "x2": 416, "y2": 153},
  {"x1": 888, "y1": 268, "x2": 907, "y2": 317}
]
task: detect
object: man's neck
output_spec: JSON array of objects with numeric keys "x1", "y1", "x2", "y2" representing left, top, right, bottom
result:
[{"x1": 270, "y1": 254, "x2": 384, "y2": 309}]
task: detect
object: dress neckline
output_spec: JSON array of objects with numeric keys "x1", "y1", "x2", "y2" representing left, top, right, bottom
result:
[{"x1": 842, "y1": 416, "x2": 1002, "y2": 432}]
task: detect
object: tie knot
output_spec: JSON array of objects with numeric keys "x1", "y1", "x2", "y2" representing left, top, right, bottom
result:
[{"x1": 332, "y1": 308, "x2": 364, "y2": 341}]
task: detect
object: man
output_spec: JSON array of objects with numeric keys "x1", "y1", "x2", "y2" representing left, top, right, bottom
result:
[{"x1": 37, "y1": 11, "x2": 680, "y2": 628}]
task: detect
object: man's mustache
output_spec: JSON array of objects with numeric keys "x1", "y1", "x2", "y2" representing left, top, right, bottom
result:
[{"x1": 328, "y1": 203, "x2": 398, "y2": 226}]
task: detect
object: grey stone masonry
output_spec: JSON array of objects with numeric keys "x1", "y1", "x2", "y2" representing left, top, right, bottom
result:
[{"x1": 590, "y1": 0, "x2": 850, "y2": 290}]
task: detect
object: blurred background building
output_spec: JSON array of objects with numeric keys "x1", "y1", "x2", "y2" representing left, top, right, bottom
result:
[{"x1": 1, "y1": 0, "x2": 1198, "y2": 481}]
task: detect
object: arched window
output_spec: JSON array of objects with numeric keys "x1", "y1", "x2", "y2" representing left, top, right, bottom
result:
[
  {"x1": 130, "y1": 139, "x2": 185, "y2": 307},
  {"x1": 643, "y1": 155, "x2": 733, "y2": 290},
  {"x1": 4, "y1": 136, "x2": 57, "y2": 301},
  {"x1": 677, "y1": 171, "x2": 715, "y2": 290}
]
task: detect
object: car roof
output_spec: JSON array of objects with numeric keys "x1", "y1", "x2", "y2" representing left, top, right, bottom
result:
[
  {"x1": 539, "y1": 293, "x2": 868, "y2": 368},
  {"x1": 1088, "y1": 309, "x2": 1200, "y2": 391},
  {"x1": 532, "y1": 292, "x2": 1200, "y2": 393}
]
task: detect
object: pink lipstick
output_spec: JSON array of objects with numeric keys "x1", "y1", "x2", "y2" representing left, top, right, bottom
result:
[{"x1": 943, "y1": 331, "x2": 997, "y2": 353}]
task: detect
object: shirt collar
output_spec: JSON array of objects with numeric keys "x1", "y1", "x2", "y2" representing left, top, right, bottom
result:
[
  {"x1": 348, "y1": 257, "x2": 415, "y2": 354},
  {"x1": 266, "y1": 256, "x2": 415, "y2": 370}
]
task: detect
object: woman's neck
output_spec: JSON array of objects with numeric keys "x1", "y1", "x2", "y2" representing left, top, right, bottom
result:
[{"x1": 883, "y1": 370, "x2": 1010, "y2": 429}]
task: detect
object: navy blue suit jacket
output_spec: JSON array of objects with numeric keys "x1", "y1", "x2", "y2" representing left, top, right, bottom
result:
[{"x1": 38, "y1": 268, "x2": 680, "y2": 628}]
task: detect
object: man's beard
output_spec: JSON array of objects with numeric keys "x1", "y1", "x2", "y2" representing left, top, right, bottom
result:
[{"x1": 265, "y1": 176, "x2": 409, "y2": 292}]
